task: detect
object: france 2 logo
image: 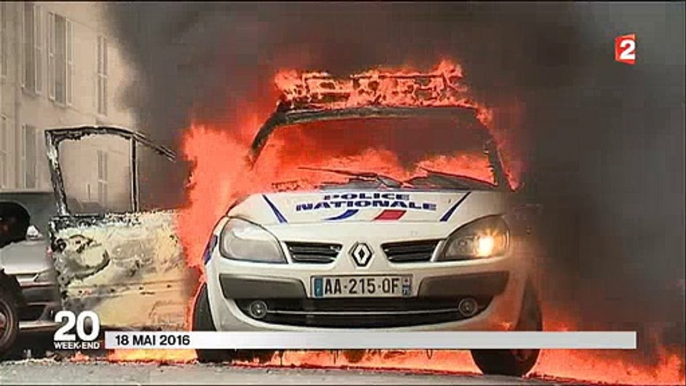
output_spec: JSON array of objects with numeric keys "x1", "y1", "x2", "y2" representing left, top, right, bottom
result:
[{"x1": 615, "y1": 34, "x2": 636, "y2": 65}]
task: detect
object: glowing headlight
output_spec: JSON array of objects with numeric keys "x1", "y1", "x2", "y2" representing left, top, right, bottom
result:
[
  {"x1": 438, "y1": 216, "x2": 510, "y2": 261},
  {"x1": 219, "y1": 218, "x2": 286, "y2": 264}
]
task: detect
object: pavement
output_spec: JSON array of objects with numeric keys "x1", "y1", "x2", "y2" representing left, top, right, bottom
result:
[
  {"x1": 0, "y1": 361, "x2": 557, "y2": 385},
  {"x1": 0, "y1": 334, "x2": 562, "y2": 385}
]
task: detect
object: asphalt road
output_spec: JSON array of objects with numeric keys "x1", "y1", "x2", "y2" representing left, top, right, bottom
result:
[
  {"x1": 0, "y1": 361, "x2": 555, "y2": 385},
  {"x1": 0, "y1": 334, "x2": 561, "y2": 385}
]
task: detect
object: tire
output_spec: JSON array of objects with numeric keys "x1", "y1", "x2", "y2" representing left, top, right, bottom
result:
[
  {"x1": 0, "y1": 286, "x2": 20, "y2": 358},
  {"x1": 192, "y1": 283, "x2": 275, "y2": 364},
  {"x1": 470, "y1": 280, "x2": 543, "y2": 377}
]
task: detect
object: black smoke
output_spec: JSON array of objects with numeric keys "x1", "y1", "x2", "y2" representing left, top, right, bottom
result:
[{"x1": 104, "y1": 2, "x2": 684, "y2": 369}]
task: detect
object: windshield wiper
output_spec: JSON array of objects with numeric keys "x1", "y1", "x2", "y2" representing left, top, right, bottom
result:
[
  {"x1": 299, "y1": 167, "x2": 404, "y2": 188},
  {"x1": 418, "y1": 167, "x2": 497, "y2": 189}
]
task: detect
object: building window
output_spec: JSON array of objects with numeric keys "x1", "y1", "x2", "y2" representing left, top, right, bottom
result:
[
  {"x1": 1, "y1": 2, "x2": 9, "y2": 79},
  {"x1": 23, "y1": 2, "x2": 42, "y2": 93},
  {"x1": 97, "y1": 36, "x2": 108, "y2": 116},
  {"x1": 0, "y1": 116, "x2": 8, "y2": 188},
  {"x1": 97, "y1": 150, "x2": 108, "y2": 205},
  {"x1": 48, "y1": 12, "x2": 72, "y2": 105},
  {"x1": 22, "y1": 124, "x2": 37, "y2": 189}
]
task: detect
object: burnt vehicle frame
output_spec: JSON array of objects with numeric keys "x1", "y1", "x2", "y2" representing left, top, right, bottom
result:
[
  {"x1": 45, "y1": 126, "x2": 176, "y2": 217},
  {"x1": 43, "y1": 126, "x2": 190, "y2": 330},
  {"x1": 250, "y1": 104, "x2": 512, "y2": 191}
]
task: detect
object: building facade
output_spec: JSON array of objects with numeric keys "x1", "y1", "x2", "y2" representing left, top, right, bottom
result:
[{"x1": 0, "y1": 2, "x2": 135, "y2": 212}]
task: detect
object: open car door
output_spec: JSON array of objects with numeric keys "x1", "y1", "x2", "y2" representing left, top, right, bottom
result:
[{"x1": 45, "y1": 126, "x2": 193, "y2": 330}]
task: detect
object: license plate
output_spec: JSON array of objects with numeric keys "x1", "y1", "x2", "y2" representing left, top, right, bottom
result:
[{"x1": 311, "y1": 275, "x2": 412, "y2": 298}]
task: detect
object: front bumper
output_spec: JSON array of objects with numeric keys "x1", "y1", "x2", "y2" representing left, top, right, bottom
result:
[
  {"x1": 218, "y1": 272, "x2": 510, "y2": 329},
  {"x1": 207, "y1": 270, "x2": 524, "y2": 332},
  {"x1": 205, "y1": 223, "x2": 530, "y2": 331},
  {"x1": 217, "y1": 271, "x2": 509, "y2": 299},
  {"x1": 18, "y1": 282, "x2": 61, "y2": 332}
]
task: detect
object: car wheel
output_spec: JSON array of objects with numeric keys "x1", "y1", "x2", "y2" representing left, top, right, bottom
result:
[
  {"x1": 470, "y1": 279, "x2": 543, "y2": 377},
  {"x1": 0, "y1": 286, "x2": 20, "y2": 358},
  {"x1": 192, "y1": 283, "x2": 275, "y2": 364}
]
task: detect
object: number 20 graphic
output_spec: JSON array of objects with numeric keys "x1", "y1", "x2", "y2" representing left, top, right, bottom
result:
[
  {"x1": 615, "y1": 34, "x2": 636, "y2": 65},
  {"x1": 54, "y1": 310, "x2": 101, "y2": 342}
]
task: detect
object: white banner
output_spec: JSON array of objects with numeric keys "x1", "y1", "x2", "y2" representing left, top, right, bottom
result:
[{"x1": 104, "y1": 331, "x2": 637, "y2": 350}]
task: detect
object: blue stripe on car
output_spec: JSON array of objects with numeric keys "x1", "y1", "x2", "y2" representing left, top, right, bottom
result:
[
  {"x1": 325, "y1": 209, "x2": 359, "y2": 221},
  {"x1": 202, "y1": 234, "x2": 218, "y2": 265},
  {"x1": 262, "y1": 195, "x2": 288, "y2": 223},
  {"x1": 439, "y1": 192, "x2": 471, "y2": 222}
]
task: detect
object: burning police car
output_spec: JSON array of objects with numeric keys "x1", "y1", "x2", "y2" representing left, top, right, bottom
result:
[{"x1": 193, "y1": 71, "x2": 543, "y2": 376}]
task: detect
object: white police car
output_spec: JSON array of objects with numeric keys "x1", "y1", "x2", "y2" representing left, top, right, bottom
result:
[{"x1": 193, "y1": 74, "x2": 543, "y2": 377}]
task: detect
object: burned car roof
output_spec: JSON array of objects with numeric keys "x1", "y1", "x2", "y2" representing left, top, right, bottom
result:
[
  {"x1": 249, "y1": 69, "x2": 510, "y2": 189},
  {"x1": 45, "y1": 126, "x2": 176, "y2": 161},
  {"x1": 249, "y1": 104, "x2": 510, "y2": 190}
]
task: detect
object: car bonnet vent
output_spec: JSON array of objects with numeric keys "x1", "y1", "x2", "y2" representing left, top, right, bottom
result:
[{"x1": 286, "y1": 242, "x2": 342, "y2": 264}]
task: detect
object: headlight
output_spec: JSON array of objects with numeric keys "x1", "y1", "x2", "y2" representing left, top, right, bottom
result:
[
  {"x1": 437, "y1": 216, "x2": 510, "y2": 261},
  {"x1": 219, "y1": 218, "x2": 286, "y2": 264}
]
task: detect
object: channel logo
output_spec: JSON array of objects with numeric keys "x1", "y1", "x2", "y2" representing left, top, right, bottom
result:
[{"x1": 615, "y1": 34, "x2": 636, "y2": 65}]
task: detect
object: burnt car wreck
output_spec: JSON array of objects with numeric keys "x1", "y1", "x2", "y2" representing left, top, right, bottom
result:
[{"x1": 45, "y1": 126, "x2": 192, "y2": 330}]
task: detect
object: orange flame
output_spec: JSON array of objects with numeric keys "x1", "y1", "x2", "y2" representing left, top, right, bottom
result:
[
  {"x1": 120, "y1": 59, "x2": 686, "y2": 385},
  {"x1": 105, "y1": 346, "x2": 684, "y2": 385},
  {"x1": 275, "y1": 60, "x2": 492, "y2": 127},
  {"x1": 107, "y1": 349, "x2": 197, "y2": 363},
  {"x1": 176, "y1": 60, "x2": 517, "y2": 267}
]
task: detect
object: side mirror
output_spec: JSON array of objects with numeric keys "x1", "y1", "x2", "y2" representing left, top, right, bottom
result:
[{"x1": 26, "y1": 225, "x2": 43, "y2": 240}]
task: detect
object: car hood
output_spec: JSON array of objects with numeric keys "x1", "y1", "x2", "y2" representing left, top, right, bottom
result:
[
  {"x1": 228, "y1": 190, "x2": 506, "y2": 225},
  {"x1": 0, "y1": 239, "x2": 51, "y2": 276}
]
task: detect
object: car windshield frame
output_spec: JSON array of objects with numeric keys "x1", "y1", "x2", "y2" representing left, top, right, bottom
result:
[
  {"x1": 249, "y1": 104, "x2": 512, "y2": 191},
  {"x1": 44, "y1": 126, "x2": 177, "y2": 216}
]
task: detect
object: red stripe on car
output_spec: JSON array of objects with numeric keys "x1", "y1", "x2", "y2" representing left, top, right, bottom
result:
[{"x1": 374, "y1": 209, "x2": 406, "y2": 221}]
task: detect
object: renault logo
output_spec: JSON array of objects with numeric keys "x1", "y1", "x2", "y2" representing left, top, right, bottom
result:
[{"x1": 350, "y1": 243, "x2": 373, "y2": 267}]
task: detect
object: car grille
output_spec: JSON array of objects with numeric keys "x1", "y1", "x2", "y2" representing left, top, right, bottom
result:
[
  {"x1": 235, "y1": 297, "x2": 491, "y2": 328},
  {"x1": 286, "y1": 242, "x2": 342, "y2": 264},
  {"x1": 382, "y1": 240, "x2": 441, "y2": 263}
]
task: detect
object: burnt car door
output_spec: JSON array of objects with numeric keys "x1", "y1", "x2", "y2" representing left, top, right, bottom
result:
[{"x1": 45, "y1": 127, "x2": 193, "y2": 330}]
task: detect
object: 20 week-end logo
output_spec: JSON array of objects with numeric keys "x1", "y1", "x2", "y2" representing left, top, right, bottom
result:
[
  {"x1": 53, "y1": 310, "x2": 102, "y2": 350},
  {"x1": 615, "y1": 34, "x2": 636, "y2": 65}
]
